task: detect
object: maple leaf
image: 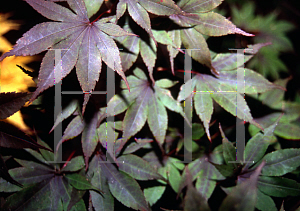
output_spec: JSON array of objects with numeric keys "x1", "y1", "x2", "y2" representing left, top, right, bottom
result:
[
  {"x1": 177, "y1": 45, "x2": 283, "y2": 141},
  {"x1": 114, "y1": 18, "x2": 179, "y2": 83},
  {"x1": 166, "y1": 0, "x2": 254, "y2": 75},
  {"x1": 231, "y1": 2, "x2": 295, "y2": 79},
  {"x1": 116, "y1": 0, "x2": 183, "y2": 46},
  {"x1": 0, "y1": 138, "x2": 99, "y2": 210},
  {"x1": 0, "y1": 0, "x2": 135, "y2": 112},
  {"x1": 107, "y1": 67, "x2": 188, "y2": 150}
]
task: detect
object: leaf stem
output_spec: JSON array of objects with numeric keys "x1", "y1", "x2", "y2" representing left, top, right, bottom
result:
[{"x1": 91, "y1": 1, "x2": 117, "y2": 23}]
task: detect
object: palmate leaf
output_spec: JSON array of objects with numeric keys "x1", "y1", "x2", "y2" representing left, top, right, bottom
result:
[
  {"x1": 93, "y1": 153, "x2": 150, "y2": 211},
  {"x1": 88, "y1": 155, "x2": 114, "y2": 211},
  {"x1": 231, "y1": 2, "x2": 295, "y2": 79},
  {"x1": 116, "y1": 0, "x2": 182, "y2": 46},
  {"x1": 166, "y1": 0, "x2": 253, "y2": 73},
  {"x1": 0, "y1": 0, "x2": 133, "y2": 110},
  {"x1": 0, "y1": 155, "x2": 23, "y2": 188},
  {"x1": 0, "y1": 139, "x2": 95, "y2": 211},
  {"x1": 177, "y1": 47, "x2": 281, "y2": 140},
  {"x1": 171, "y1": 0, "x2": 253, "y2": 36},
  {"x1": 179, "y1": 154, "x2": 225, "y2": 200},
  {"x1": 114, "y1": 19, "x2": 157, "y2": 83},
  {"x1": 109, "y1": 68, "x2": 187, "y2": 148}
]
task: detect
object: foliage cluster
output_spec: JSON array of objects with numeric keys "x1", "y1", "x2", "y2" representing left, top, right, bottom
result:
[{"x1": 1, "y1": 0, "x2": 300, "y2": 210}]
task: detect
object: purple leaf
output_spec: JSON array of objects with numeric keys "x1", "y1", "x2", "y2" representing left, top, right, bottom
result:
[
  {"x1": 25, "y1": 0, "x2": 82, "y2": 22},
  {"x1": 194, "y1": 12, "x2": 254, "y2": 36},
  {"x1": 116, "y1": 0, "x2": 157, "y2": 45},
  {"x1": 97, "y1": 154, "x2": 150, "y2": 211},
  {"x1": 139, "y1": 0, "x2": 182, "y2": 16},
  {"x1": 0, "y1": 122, "x2": 52, "y2": 151},
  {"x1": 117, "y1": 154, "x2": 165, "y2": 180},
  {"x1": 81, "y1": 111, "x2": 99, "y2": 169},
  {"x1": 178, "y1": 0, "x2": 223, "y2": 13},
  {"x1": 0, "y1": 0, "x2": 133, "y2": 106},
  {"x1": 0, "y1": 92, "x2": 31, "y2": 119}
]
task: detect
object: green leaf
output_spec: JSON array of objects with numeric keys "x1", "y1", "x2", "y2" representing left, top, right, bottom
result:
[
  {"x1": 83, "y1": 0, "x2": 104, "y2": 18},
  {"x1": 114, "y1": 23, "x2": 140, "y2": 72},
  {"x1": 217, "y1": 68, "x2": 283, "y2": 94},
  {"x1": 194, "y1": 81, "x2": 213, "y2": 140},
  {"x1": 61, "y1": 156, "x2": 85, "y2": 172},
  {"x1": 117, "y1": 154, "x2": 164, "y2": 180},
  {"x1": 37, "y1": 137, "x2": 54, "y2": 162},
  {"x1": 273, "y1": 123, "x2": 300, "y2": 139},
  {"x1": 152, "y1": 29, "x2": 173, "y2": 46},
  {"x1": 219, "y1": 125, "x2": 237, "y2": 166},
  {"x1": 204, "y1": 74, "x2": 261, "y2": 129},
  {"x1": 133, "y1": 67, "x2": 148, "y2": 80},
  {"x1": 243, "y1": 133, "x2": 269, "y2": 170},
  {"x1": 261, "y1": 148, "x2": 300, "y2": 176},
  {"x1": 258, "y1": 176, "x2": 300, "y2": 197},
  {"x1": 255, "y1": 189, "x2": 277, "y2": 211},
  {"x1": 155, "y1": 79, "x2": 178, "y2": 89},
  {"x1": 167, "y1": 162, "x2": 182, "y2": 193},
  {"x1": 64, "y1": 173, "x2": 99, "y2": 192},
  {"x1": 155, "y1": 85, "x2": 186, "y2": 118},
  {"x1": 144, "y1": 186, "x2": 166, "y2": 206},
  {"x1": 192, "y1": 123, "x2": 205, "y2": 140}
]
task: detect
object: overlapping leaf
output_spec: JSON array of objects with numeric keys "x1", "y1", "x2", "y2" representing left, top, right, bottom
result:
[
  {"x1": 249, "y1": 78, "x2": 300, "y2": 140},
  {"x1": 93, "y1": 153, "x2": 150, "y2": 211},
  {"x1": 107, "y1": 68, "x2": 187, "y2": 148},
  {"x1": 116, "y1": 0, "x2": 183, "y2": 47},
  {"x1": 0, "y1": 0, "x2": 133, "y2": 110},
  {"x1": 165, "y1": 0, "x2": 254, "y2": 73},
  {"x1": 231, "y1": 2, "x2": 295, "y2": 79},
  {"x1": 219, "y1": 161, "x2": 265, "y2": 211},
  {"x1": 0, "y1": 139, "x2": 96, "y2": 210},
  {"x1": 177, "y1": 47, "x2": 282, "y2": 140}
]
